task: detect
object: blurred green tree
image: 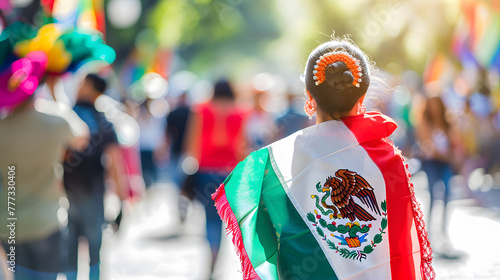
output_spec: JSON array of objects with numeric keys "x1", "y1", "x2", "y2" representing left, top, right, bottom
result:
[
  {"x1": 302, "y1": 0, "x2": 457, "y2": 74},
  {"x1": 149, "y1": 0, "x2": 281, "y2": 76}
]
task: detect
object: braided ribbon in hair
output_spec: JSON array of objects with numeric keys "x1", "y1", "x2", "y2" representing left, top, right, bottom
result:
[{"x1": 313, "y1": 51, "x2": 362, "y2": 87}]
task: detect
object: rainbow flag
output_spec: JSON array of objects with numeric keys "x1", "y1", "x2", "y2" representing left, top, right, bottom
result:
[
  {"x1": 44, "y1": 0, "x2": 106, "y2": 38},
  {"x1": 474, "y1": 12, "x2": 500, "y2": 70},
  {"x1": 213, "y1": 112, "x2": 435, "y2": 280},
  {"x1": 452, "y1": 1, "x2": 500, "y2": 70}
]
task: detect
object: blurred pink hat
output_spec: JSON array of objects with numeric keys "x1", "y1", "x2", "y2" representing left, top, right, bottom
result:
[{"x1": 0, "y1": 51, "x2": 48, "y2": 109}]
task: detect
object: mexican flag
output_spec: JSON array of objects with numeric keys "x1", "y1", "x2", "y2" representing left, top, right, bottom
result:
[{"x1": 212, "y1": 112, "x2": 435, "y2": 280}]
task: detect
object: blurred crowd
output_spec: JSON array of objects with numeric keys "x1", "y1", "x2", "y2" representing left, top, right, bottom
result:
[
  {"x1": 2, "y1": 61, "x2": 500, "y2": 279},
  {"x1": 365, "y1": 66, "x2": 500, "y2": 258}
]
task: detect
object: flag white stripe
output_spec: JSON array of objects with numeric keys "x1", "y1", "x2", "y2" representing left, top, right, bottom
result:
[{"x1": 268, "y1": 120, "x2": 392, "y2": 280}]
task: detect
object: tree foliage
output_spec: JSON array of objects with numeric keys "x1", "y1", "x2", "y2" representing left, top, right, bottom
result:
[{"x1": 149, "y1": 0, "x2": 281, "y2": 74}]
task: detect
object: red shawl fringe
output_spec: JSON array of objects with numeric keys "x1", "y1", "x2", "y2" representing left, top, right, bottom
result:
[
  {"x1": 387, "y1": 139, "x2": 436, "y2": 280},
  {"x1": 212, "y1": 184, "x2": 260, "y2": 280}
]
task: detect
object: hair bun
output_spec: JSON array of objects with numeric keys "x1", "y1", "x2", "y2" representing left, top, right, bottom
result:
[
  {"x1": 327, "y1": 61, "x2": 347, "y2": 73},
  {"x1": 325, "y1": 62, "x2": 354, "y2": 91},
  {"x1": 305, "y1": 39, "x2": 370, "y2": 118}
]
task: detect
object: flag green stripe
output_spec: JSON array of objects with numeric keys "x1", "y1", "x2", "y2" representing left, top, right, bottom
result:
[
  {"x1": 224, "y1": 148, "x2": 338, "y2": 279},
  {"x1": 224, "y1": 148, "x2": 278, "y2": 278}
]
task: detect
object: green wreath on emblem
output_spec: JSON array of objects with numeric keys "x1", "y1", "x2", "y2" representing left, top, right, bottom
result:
[{"x1": 307, "y1": 200, "x2": 387, "y2": 262}]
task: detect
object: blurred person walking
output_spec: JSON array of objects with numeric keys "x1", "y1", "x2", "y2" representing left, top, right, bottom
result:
[
  {"x1": 63, "y1": 74, "x2": 125, "y2": 280},
  {"x1": 137, "y1": 101, "x2": 166, "y2": 188},
  {"x1": 0, "y1": 52, "x2": 88, "y2": 280},
  {"x1": 469, "y1": 74, "x2": 500, "y2": 175},
  {"x1": 245, "y1": 88, "x2": 277, "y2": 151},
  {"x1": 183, "y1": 80, "x2": 247, "y2": 274},
  {"x1": 415, "y1": 95, "x2": 460, "y2": 257},
  {"x1": 166, "y1": 91, "x2": 191, "y2": 186},
  {"x1": 212, "y1": 39, "x2": 435, "y2": 280},
  {"x1": 275, "y1": 91, "x2": 313, "y2": 138}
]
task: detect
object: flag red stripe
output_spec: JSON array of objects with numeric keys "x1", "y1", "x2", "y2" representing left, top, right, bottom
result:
[{"x1": 343, "y1": 117, "x2": 417, "y2": 279}]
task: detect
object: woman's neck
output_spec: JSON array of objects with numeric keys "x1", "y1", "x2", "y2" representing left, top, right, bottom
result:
[{"x1": 315, "y1": 104, "x2": 359, "y2": 125}]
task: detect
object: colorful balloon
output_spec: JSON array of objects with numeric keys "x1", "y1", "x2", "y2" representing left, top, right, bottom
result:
[
  {"x1": 0, "y1": 51, "x2": 48, "y2": 109},
  {"x1": 7, "y1": 22, "x2": 115, "y2": 74},
  {"x1": 0, "y1": 22, "x2": 38, "y2": 70}
]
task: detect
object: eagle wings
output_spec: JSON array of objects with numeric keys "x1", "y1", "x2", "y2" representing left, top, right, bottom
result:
[{"x1": 324, "y1": 169, "x2": 381, "y2": 222}]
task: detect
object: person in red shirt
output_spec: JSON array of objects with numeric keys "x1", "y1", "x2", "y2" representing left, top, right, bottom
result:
[{"x1": 184, "y1": 79, "x2": 247, "y2": 272}]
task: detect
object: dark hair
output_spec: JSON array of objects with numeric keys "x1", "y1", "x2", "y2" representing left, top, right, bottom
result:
[
  {"x1": 85, "y1": 73, "x2": 106, "y2": 93},
  {"x1": 305, "y1": 38, "x2": 371, "y2": 119},
  {"x1": 213, "y1": 79, "x2": 235, "y2": 100}
]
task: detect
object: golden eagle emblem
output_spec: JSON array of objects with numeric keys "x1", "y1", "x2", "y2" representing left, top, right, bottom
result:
[
  {"x1": 321, "y1": 169, "x2": 381, "y2": 222},
  {"x1": 308, "y1": 170, "x2": 387, "y2": 261}
]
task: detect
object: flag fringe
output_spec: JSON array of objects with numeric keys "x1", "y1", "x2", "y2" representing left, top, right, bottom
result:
[
  {"x1": 386, "y1": 139, "x2": 436, "y2": 280},
  {"x1": 212, "y1": 184, "x2": 260, "y2": 280}
]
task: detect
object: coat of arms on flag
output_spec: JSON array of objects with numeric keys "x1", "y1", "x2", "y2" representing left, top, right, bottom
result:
[
  {"x1": 306, "y1": 169, "x2": 388, "y2": 262},
  {"x1": 213, "y1": 112, "x2": 435, "y2": 280}
]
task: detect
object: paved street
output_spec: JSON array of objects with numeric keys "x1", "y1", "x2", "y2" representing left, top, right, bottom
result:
[{"x1": 99, "y1": 183, "x2": 242, "y2": 280}]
